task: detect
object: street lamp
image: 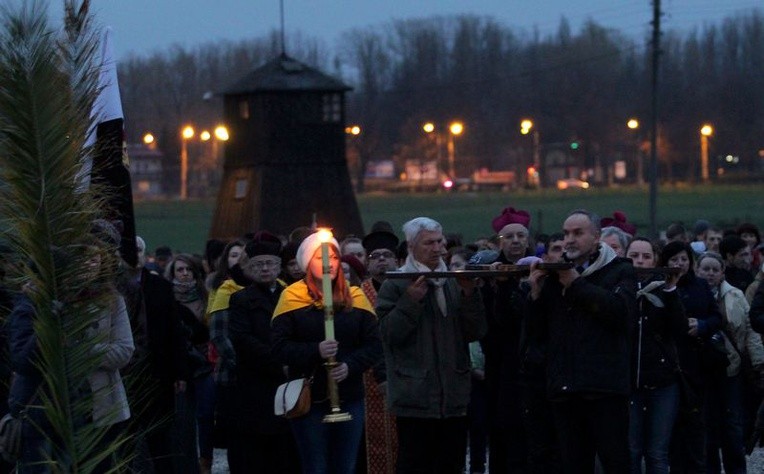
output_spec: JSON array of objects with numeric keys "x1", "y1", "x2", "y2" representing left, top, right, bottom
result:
[
  {"x1": 520, "y1": 119, "x2": 540, "y2": 177},
  {"x1": 345, "y1": 125, "x2": 361, "y2": 136},
  {"x1": 447, "y1": 121, "x2": 463, "y2": 179},
  {"x1": 180, "y1": 125, "x2": 194, "y2": 200},
  {"x1": 700, "y1": 124, "x2": 713, "y2": 182},
  {"x1": 627, "y1": 118, "x2": 644, "y2": 186},
  {"x1": 422, "y1": 122, "x2": 443, "y2": 183},
  {"x1": 214, "y1": 125, "x2": 229, "y2": 141}
]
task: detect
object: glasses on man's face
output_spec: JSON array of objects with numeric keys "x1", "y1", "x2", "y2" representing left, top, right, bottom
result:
[
  {"x1": 248, "y1": 259, "x2": 281, "y2": 270},
  {"x1": 368, "y1": 251, "x2": 395, "y2": 261},
  {"x1": 499, "y1": 232, "x2": 528, "y2": 241}
]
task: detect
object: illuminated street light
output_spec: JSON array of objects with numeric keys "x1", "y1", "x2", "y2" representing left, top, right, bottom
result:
[
  {"x1": 520, "y1": 119, "x2": 533, "y2": 135},
  {"x1": 180, "y1": 125, "x2": 195, "y2": 200},
  {"x1": 143, "y1": 133, "x2": 155, "y2": 145},
  {"x1": 627, "y1": 118, "x2": 644, "y2": 186},
  {"x1": 200, "y1": 130, "x2": 211, "y2": 142},
  {"x1": 344, "y1": 125, "x2": 361, "y2": 135},
  {"x1": 700, "y1": 124, "x2": 713, "y2": 182},
  {"x1": 519, "y1": 119, "x2": 540, "y2": 187},
  {"x1": 447, "y1": 121, "x2": 464, "y2": 179},
  {"x1": 214, "y1": 125, "x2": 229, "y2": 141},
  {"x1": 422, "y1": 122, "x2": 442, "y2": 182}
]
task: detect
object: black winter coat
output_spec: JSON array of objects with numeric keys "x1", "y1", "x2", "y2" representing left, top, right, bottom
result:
[
  {"x1": 674, "y1": 272, "x2": 723, "y2": 388},
  {"x1": 271, "y1": 287, "x2": 381, "y2": 404},
  {"x1": 528, "y1": 257, "x2": 637, "y2": 398},
  {"x1": 228, "y1": 282, "x2": 288, "y2": 435},
  {"x1": 120, "y1": 269, "x2": 188, "y2": 425},
  {"x1": 483, "y1": 273, "x2": 529, "y2": 426},
  {"x1": 631, "y1": 277, "x2": 688, "y2": 390}
]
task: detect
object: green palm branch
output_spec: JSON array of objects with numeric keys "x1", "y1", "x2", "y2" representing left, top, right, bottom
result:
[{"x1": 0, "y1": 1, "x2": 134, "y2": 472}]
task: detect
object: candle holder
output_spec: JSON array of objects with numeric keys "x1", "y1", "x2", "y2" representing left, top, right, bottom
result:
[{"x1": 317, "y1": 228, "x2": 352, "y2": 424}]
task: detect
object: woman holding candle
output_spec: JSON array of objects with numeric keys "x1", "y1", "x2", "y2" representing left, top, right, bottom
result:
[{"x1": 271, "y1": 230, "x2": 382, "y2": 474}]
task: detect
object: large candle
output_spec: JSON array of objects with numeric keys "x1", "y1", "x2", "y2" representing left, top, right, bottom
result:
[{"x1": 317, "y1": 229, "x2": 335, "y2": 341}]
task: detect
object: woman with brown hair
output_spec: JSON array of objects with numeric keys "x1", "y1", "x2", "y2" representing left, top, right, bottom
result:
[{"x1": 165, "y1": 253, "x2": 214, "y2": 473}]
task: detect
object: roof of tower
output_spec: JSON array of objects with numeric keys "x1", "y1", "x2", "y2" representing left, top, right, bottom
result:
[{"x1": 222, "y1": 53, "x2": 351, "y2": 94}]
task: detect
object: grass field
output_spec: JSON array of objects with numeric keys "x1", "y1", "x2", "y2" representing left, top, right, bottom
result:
[{"x1": 134, "y1": 184, "x2": 763, "y2": 253}]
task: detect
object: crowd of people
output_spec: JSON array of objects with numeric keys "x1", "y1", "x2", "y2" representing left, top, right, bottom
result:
[{"x1": 0, "y1": 207, "x2": 763, "y2": 474}]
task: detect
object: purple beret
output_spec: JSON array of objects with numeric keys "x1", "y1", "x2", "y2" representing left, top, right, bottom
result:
[{"x1": 492, "y1": 207, "x2": 531, "y2": 233}]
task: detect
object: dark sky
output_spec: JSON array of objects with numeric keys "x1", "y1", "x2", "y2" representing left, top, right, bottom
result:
[{"x1": 52, "y1": 0, "x2": 761, "y2": 58}]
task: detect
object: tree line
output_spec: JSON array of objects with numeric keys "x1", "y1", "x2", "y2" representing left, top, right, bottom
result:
[{"x1": 119, "y1": 10, "x2": 764, "y2": 192}]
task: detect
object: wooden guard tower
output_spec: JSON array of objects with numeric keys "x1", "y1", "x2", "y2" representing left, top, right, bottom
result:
[{"x1": 209, "y1": 53, "x2": 364, "y2": 240}]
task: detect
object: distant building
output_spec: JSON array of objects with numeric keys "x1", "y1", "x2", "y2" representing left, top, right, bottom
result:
[
  {"x1": 128, "y1": 143, "x2": 164, "y2": 199},
  {"x1": 210, "y1": 53, "x2": 364, "y2": 240}
]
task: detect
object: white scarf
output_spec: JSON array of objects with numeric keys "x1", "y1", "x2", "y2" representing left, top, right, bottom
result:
[
  {"x1": 637, "y1": 280, "x2": 667, "y2": 308},
  {"x1": 401, "y1": 254, "x2": 449, "y2": 317},
  {"x1": 580, "y1": 243, "x2": 618, "y2": 277}
]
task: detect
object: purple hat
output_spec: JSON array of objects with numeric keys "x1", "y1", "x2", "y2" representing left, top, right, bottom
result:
[
  {"x1": 601, "y1": 211, "x2": 636, "y2": 236},
  {"x1": 492, "y1": 207, "x2": 531, "y2": 233}
]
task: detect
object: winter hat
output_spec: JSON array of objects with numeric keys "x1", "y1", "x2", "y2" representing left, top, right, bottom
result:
[
  {"x1": 468, "y1": 249, "x2": 500, "y2": 265},
  {"x1": 600, "y1": 211, "x2": 636, "y2": 237},
  {"x1": 296, "y1": 231, "x2": 339, "y2": 272},
  {"x1": 341, "y1": 254, "x2": 367, "y2": 279},
  {"x1": 245, "y1": 230, "x2": 282, "y2": 258},
  {"x1": 491, "y1": 207, "x2": 531, "y2": 233},
  {"x1": 363, "y1": 220, "x2": 399, "y2": 253},
  {"x1": 281, "y1": 241, "x2": 299, "y2": 263}
]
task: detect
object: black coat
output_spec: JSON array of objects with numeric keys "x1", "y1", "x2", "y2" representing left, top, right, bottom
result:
[
  {"x1": 141, "y1": 270, "x2": 188, "y2": 383},
  {"x1": 674, "y1": 272, "x2": 723, "y2": 387},
  {"x1": 528, "y1": 257, "x2": 637, "y2": 398},
  {"x1": 631, "y1": 277, "x2": 688, "y2": 390},
  {"x1": 271, "y1": 291, "x2": 381, "y2": 404},
  {"x1": 120, "y1": 269, "x2": 187, "y2": 425},
  {"x1": 482, "y1": 272, "x2": 529, "y2": 426},
  {"x1": 228, "y1": 282, "x2": 288, "y2": 434}
]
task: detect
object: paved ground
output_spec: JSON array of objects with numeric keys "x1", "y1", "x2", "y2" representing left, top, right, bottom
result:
[{"x1": 211, "y1": 447, "x2": 764, "y2": 473}]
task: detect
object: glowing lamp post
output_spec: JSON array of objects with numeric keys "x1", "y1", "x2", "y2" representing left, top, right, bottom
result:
[
  {"x1": 317, "y1": 228, "x2": 352, "y2": 423},
  {"x1": 447, "y1": 121, "x2": 464, "y2": 179},
  {"x1": 700, "y1": 124, "x2": 713, "y2": 182},
  {"x1": 520, "y1": 119, "x2": 540, "y2": 186},
  {"x1": 422, "y1": 122, "x2": 442, "y2": 184},
  {"x1": 627, "y1": 118, "x2": 644, "y2": 186},
  {"x1": 180, "y1": 125, "x2": 194, "y2": 200}
]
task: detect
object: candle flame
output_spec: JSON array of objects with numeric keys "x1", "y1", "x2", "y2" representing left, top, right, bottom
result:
[{"x1": 317, "y1": 228, "x2": 333, "y2": 243}]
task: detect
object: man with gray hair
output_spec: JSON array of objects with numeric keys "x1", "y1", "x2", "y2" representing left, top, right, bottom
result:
[{"x1": 376, "y1": 217, "x2": 487, "y2": 473}]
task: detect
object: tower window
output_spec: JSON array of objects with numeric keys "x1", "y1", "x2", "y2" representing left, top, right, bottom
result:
[
  {"x1": 239, "y1": 100, "x2": 250, "y2": 119},
  {"x1": 322, "y1": 94, "x2": 341, "y2": 122}
]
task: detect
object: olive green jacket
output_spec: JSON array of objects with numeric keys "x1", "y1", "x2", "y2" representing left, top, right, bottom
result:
[{"x1": 376, "y1": 277, "x2": 486, "y2": 418}]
